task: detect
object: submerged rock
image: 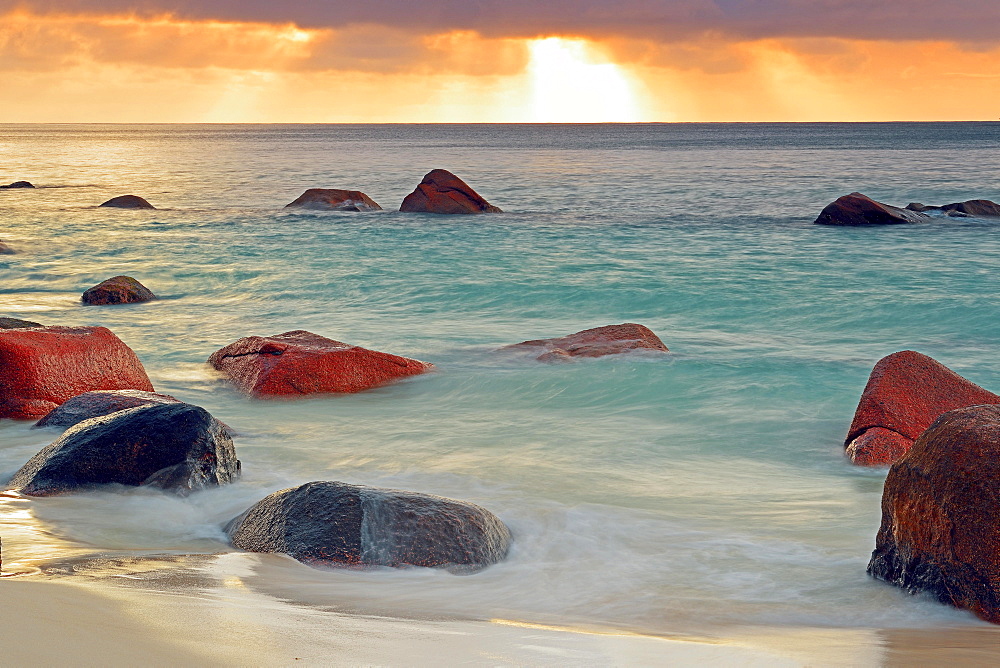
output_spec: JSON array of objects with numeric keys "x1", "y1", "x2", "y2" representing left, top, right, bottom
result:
[
  {"x1": 400, "y1": 169, "x2": 502, "y2": 214},
  {"x1": 0, "y1": 317, "x2": 40, "y2": 329},
  {"x1": 0, "y1": 240, "x2": 15, "y2": 255},
  {"x1": 503, "y1": 323, "x2": 668, "y2": 362},
  {"x1": 814, "y1": 192, "x2": 929, "y2": 226},
  {"x1": 0, "y1": 325, "x2": 154, "y2": 420},
  {"x1": 9, "y1": 403, "x2": 239, "y2": 496},
  {"x1": 906, "y1": 199, "x2": 1000, "y2": 218},
  {"x1": 208, "y1": 330, "x2": 433, "y2": 398},
  {"x1": 868, "y1": 404, "x2": 1000, "y2": 624},
  {"x1": 226, "y1": 481, "x2": 511, "y2": 571},
  {"x1": 82, "y1": 276, "x2": 157, "y2": 305},
  {"x1": 99, "y1": 195, "x2": 155, "y2": 209},
  {"x1": 285, "y1": 189, "x2": 382, "y2": 211},
  {"x1": 845, "y1": 351, "x2": 1000, "y2": 466},
  {"x1": 0, "y1": 181, "x2": 34, "y2": 189}
]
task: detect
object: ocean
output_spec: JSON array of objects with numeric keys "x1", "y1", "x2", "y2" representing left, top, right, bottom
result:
[{"x1": 2, "y1": 123, "x2": 1000, "y2": 660}]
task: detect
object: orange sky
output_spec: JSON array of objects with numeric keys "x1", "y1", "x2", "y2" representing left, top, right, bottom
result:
[{"x1": 2, "y1": 8, "x2": 999, "y2": 122}]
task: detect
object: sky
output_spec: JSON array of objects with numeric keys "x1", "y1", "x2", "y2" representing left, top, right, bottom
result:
[{"x1": 1, "y1": 0, "x2": 999, "y2": 122}]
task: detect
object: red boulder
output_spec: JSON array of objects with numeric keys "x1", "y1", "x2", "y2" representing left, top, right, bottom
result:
[
  {"x1": 0, "y1": 326, "x2": 154, "y2": 420},
  {"x1": 208, "y1": 330, "x2": 433, "y2": 397},
  {"x1": 399, "y1": 169, "x2": 502, "y2": 214},
  {"x1": 82, "y1": 276, "x2": 157, "y2": 305},
  {"x1": 868, "y1": 404, "x2": 1000, "y2": 624},
  {"x1": 284, "y1": 189, "x2": 382, "y2": 211},
  {"x1": 814, "y1": 192, "x2": 929, "y2": 226},
  {"x1": 503, "y1": 323, "x2": 668, "y2": 361},
  {"x1": 845, "y1": 351, "x2": 1000, "y2": 466}
]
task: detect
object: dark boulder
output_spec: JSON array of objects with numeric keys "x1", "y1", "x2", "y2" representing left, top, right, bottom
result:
[
  {"x1": 82, "y1": 276, "x2": 157, "y2": 305},
  {"x1": 400, "y1": 169, "x2": 502, "y2": 214},
  {"x1": 0, "y1": 325, "x2": 154, "y2": 420},
  {"x1": 285, "y1": 189, "x2": 382, "y2": 211},
  {"x1": 0, "y1": 317, "x2": 41, "y2": 329},
  {"x1": 814, "y1": 192, "x2": 929, "y2": 226},
  {"x1": 845, "y1": 351, "x2": 999, "y2": 466},
  {"x1": 905, "y1": 199, "x2": 1000, "y2": 218},
  {"x1": 226, "y1": 481, "x2": 511, "y2": 572},
  {"x1": 34, "y1": 389, "x2": 181, "y2": 429},
  {"x1": 868, "y1": 404, "x2": 1000, "y2": 624},
  {"x1": 99, "y1": 195, "x2": 155, "y2": 209},
  {"x1": 502, "y1": 323, "x2": 668, "y2": 362},
  {"x1": 9, "y1": 402, "x2": 240, "y2": 497},
  {"x1": 0, "y1": 181, "x2": 34, "y2": 189},
  {"x1": 208, "y1": 330, "x2": 433, "y2": 397}
]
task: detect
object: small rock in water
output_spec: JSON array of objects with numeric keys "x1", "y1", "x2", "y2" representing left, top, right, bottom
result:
[
  {"x1": 99, "y1": 195, "x2": 155, "y2": 209},
  {"x1": 284, "y1": 189, "x2": 382, "y2": 211},
  {"x1": 208, "y1": 330, "x2": 433, "y2": 397},
  {"x1": 844, "y1": 350, "x2": 1000, "y2": 466},
  {"x1": 226, "y1": 481, "x2": 511, "y2": 572},
  {"x1": 0, "y1": 240, "x2": 15, "y2": 255},
  {"x1": 502, "y1": 323, "x2": 668, "y2": 361},
  {"x1": 0, "y1": 317, "x2": 40, "y2": 329},
  {"x1": 9, "y1": 402, "x2": 240, "y2": 496},
  {"x1": 0, "y1": 181, "x2": 34, "y2": 189},
  {"x1": 905, "y1": 199, "x2": 1000, "y2": 218},
  {"x1": 400, "y1": 169, "x2": 502, "y2": 214},
  {"x1": 868, "y1": 404, "x2": 1000, "y2": 624},
  {"x1": 814, "y1": 192, "x2": 929, "y2": 226},
  {"x1": 82, "y1": 275, "x2": 157, "y2": 305}
]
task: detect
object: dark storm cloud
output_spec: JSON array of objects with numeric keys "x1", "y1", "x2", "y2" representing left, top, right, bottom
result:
[{"x1": 4, "y1": 0, "x2": 999, "y2": 43}]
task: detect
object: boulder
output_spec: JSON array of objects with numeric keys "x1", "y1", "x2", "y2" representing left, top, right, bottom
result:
[
  {"x1": 0, "y1": 240, "x2": 14, "y2": 255},
  {"x1": 208, "y1": 330, "x2": 433, "y2": 397},
  {"x1": 814, "y1": 192, "x2": 929, "y2": 226},
  {"x1": 9, "y1": 403, "x2": 240, "y2": 497},
  {"x1": 867, "y1": 404, "x2": 1000, "y2": 624},
  {"x1": 905, "y1": 199, "x2": 1000, "y2": 218},
  {"x1": 845, "y1": 351, "x2": 1000, "y2": 466},
  {"x1": 0, "y1": 317, "x2": 40, "y2": 329},
  {"x1": 226, "y1": 481, "x2": 511, "y2": 571},
  {"x1": 82, "y1": 276, "x2": 157, "y2": 305},
  {"x1": 0, "y1": 325, "x2": 154, "y2": 420},
  {"x1": 285, "y1": 189, "x2": 382, "y2": 211},
  {"x1": 99, "y1": 195, "x2": 155, "y2": 209},
  {"x1": 33, "y1": 389, "x2": 180, "y2": 429},
  {"x1": 400, "y1": 169, "x2": 502, "y2": 214},
  {"x1": 503, "y1": 323, "x2": 668, "y2": 361},
  {"x1": 0, "y1": 181, "x2": 34, "y2": 189}
]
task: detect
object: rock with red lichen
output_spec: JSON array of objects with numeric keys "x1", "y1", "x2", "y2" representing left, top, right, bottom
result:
[
  {"x1": 868, "y1": 404, "x2": 1000, "y2": 624},
  {"x1": 284, "y1": 188, "x2": 382, "y2": 211},
  {"x1": 226, "y1": 481, "x2": 511, "y2": 572},
  {"x1": 399, "y1": 169, "x2": 502, "y2": 214},
  {"x1": 82, "y1": 276, "x2": 157, "y2": 305},
  {"x1": 10, "y1": 403, "x2": 240, "y2": 496},
  {"x1": 0, "y1": 326, "x2": 154, "y2": 420},
  {"x1": 100, "y1": 195, "x2": 155, "y2": 209},
  {"x1": 207, "y1": 330, "x2": 433, "y2": 397},
  {"x1": 503, "y1": 323, "x2": 668, "y2": 362},
  {"x1": 814, "y1": 192, "x2": 929, "y2": 226},
  {"x1": 844, "y1": 351, "x2": 999, "y2": 466}
]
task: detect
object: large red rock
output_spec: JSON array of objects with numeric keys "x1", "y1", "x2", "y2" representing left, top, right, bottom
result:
[
  {"x1": 503, "y1": 323, "x2": 668, "y2": 362},
  {"x1": 399, "y1": 169, "x2": 502, "y2": 214},
  {"x1": 82, "y1": 275, "x2": 157, "y2": 305},
  {"x1": 814, "y1": 192, "x2": 929, "y2": 226},
  {"x1": 0, "y1": 326, "x2": 154, "y2": 420},
  {"x1": 845, "y1": 351, "x2": 1000, "y2": 466},
  {"x1": 868, "y1": 404, "x2": 1000, "y2": 624},
  {"x1": 284, "y1": 189, "x2": 382, "y2": 211},
  {"x1": 208, "y1": 330, "x2": 433, "y2": 397}
]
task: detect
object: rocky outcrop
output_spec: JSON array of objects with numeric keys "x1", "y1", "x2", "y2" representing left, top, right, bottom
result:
[
  {"x1": 868, "y1": 404, "x2": 1000, "y2": 624},
  {"x1": 400, "y1": 169, "x2": 502, "y2": 214},
  {"x1": 0, "y1": 240, "x2": 14, "y2": 255},
  {"x1": 208, "y1": 330, "x2": 433, "y2": 397},
  {"x1": 285, "y1": 189, "x2": 382, "y2": 211},
  {"x1": 0, "y1": 325, "x2": 154, "y2": 420},
  {"x1": 82, "y1": 276, "x2": 157, "y2": 305},
  {"x1": 814, "y1": 193, "x2": 929, "y2": 226},
  {"x1": 9, "y1": 403, "x2": 240, "y2": 496},
  {"x1": 226, "y1": 481, "x2": 511, "y2": 571},
  {"x1": 906, "y1": 199, "x2": 1000, "y2": 218},
  {"x1": 0, "y1": 181, "x2": 34, "y2": 189},
  {"x1": 503, "y1": 323, "x2": 668, "y2": 362},
  {"x1": 845, "y1": 351, "x2": 1000, "y2": 466},
  {"x1": 0, "y1": 317, "x2": 40, "y2": 329},
  {"x1": 99, "y1": 195, "x2": 155, "y2": 209}
]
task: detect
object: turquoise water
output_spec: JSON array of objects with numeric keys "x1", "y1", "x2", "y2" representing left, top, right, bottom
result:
[{"x1": 2, "y1": 123, "x2": 1000, "y2": 635}]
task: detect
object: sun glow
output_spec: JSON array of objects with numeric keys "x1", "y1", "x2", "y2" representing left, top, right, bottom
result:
[{"x1": 528, "y1": 37, "x2": 642, "y2": 122}]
